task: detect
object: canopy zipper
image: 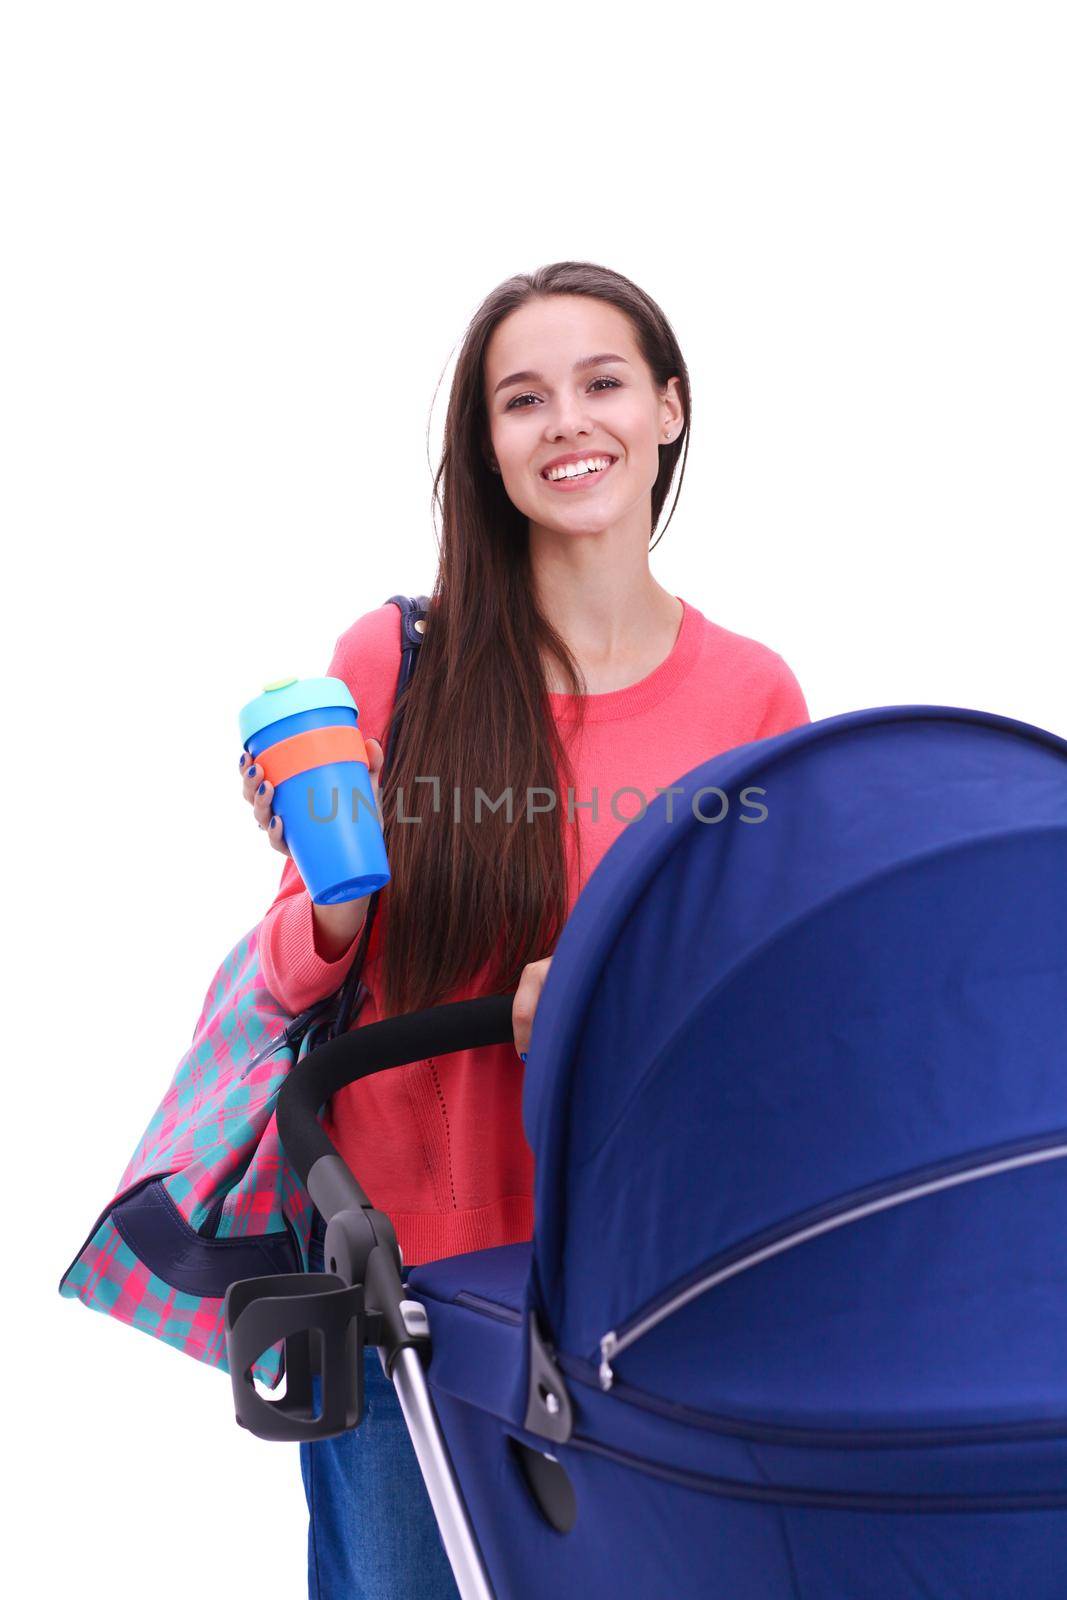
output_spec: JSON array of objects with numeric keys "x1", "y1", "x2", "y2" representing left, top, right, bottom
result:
[{"x1": 598, "y1": 1137, "x2": 1067, "y2": 1391}]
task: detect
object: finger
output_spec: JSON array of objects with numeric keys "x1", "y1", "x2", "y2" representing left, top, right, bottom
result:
[
  {"x1": 512, "y1": 969, "x2": 540, "y2": 1059},
  {"x1": 267, "y1": 812, "x2": 291, "y2": 856},
  {"x1": 365, "y1": 737, "x2": 384, "y2": 787},
  {"x1": 241, "y1": 754, "x2": 263, "y2": 802},
  {"x1": 252, "y1": 776, "x2": 275, "y2": 828}
]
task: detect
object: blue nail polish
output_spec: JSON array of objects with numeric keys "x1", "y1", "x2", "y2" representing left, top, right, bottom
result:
[
  {"x1": 257, "y1": 781, "x2": 266, "y2": 795},
  {"x1": 269, "y1": 817, "x2": 277, "y2": 829},
  {"x1": 247, "y1": 765, "x2": 256, "y2": 779},
  {"x1": 239, "y1": 753, "x2": 247, "y2": 769},
  {"x1": 520, "y1": 1051, "x2": 528, "y2": 1062}
]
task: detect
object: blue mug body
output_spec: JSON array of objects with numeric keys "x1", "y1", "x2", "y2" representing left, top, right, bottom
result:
[{"x1": 272, "y1": 758, "x2": 389, "y2": 904}]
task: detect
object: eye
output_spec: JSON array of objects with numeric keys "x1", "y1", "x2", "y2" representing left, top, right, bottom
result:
[{"x1": 504, "y1": 376, "x2": 622, "y2": 411}]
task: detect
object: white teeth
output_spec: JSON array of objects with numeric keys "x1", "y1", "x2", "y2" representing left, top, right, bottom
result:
[{"x1": 543, "y1": 456, "x2": 613, "y2": 482}]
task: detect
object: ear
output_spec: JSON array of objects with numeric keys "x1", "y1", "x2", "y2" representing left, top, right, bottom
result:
[{"x1": 661, "y1": 376, "x2": 685, "y2": 438}]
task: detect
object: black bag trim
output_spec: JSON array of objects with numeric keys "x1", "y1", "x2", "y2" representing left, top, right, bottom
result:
[{"x1": 111, "y1": 1176, "x2": 300, "y2": 1297}]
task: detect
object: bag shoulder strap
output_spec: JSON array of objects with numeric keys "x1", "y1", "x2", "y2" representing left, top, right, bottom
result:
[
  {"x1": 383, "y1": 593, "x2": 430, "y2": 751},
  {"x1": 326, "y1": 593, "x2": 429, "y2": 1038},
  {"x1": 387, "y1": 592, "x2": 431, "y2": 657}
]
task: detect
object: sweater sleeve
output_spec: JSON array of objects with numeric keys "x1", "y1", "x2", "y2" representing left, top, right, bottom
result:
[
  {"x1": 754, "y1": 652, "x2": 811, "y2": 740},
  {"x1": 258, "y1": 602, "x2": 404, "y2": 1014}
]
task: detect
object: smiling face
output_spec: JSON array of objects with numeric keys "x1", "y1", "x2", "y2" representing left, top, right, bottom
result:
[{"x1": 484, "y1": 295, "x2": 684, "y2": 541}]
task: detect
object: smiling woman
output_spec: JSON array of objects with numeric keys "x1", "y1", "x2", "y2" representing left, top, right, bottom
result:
[{"x1": 245, "y1": 259, "x2": 809, "y2": 1599}]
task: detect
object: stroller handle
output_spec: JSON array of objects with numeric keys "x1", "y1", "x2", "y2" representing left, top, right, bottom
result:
[
  {"x1": 276, "y1": 992, "x2": 517, "y2": 1190},
  {"x1": 226, "y1": 992, "x2": 518, "y2": 1454}
]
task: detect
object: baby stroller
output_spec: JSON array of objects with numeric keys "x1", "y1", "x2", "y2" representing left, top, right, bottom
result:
[{"x1": 224, "y1": 705, "x2": 1067, "y2": 1599}]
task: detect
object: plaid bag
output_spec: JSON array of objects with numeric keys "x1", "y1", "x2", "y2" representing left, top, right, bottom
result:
[{"x1": 58, "y1": 594, "x2": 429, "y2": 1387}]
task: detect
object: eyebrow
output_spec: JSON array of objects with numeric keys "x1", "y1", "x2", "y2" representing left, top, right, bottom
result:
[{"x1": 493, "y1": 352, "x2": 630, "y2": 397}]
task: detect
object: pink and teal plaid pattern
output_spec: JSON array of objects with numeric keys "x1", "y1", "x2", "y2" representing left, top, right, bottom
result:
[{"x1": 59, "y1": 926, "x2": 322, "y2": 1388}]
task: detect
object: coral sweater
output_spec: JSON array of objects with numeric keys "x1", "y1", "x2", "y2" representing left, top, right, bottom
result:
[{"x1": 260, "y1": 597, "x2": 810, "y2": 1265}]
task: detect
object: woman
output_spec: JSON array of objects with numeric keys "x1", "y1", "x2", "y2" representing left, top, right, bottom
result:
[{"x1": 239, "y1": 260, "x2": 809, "y2": 1599}]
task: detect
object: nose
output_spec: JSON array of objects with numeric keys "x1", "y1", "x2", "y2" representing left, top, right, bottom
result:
[{"x1": 544, "y1": 392, "x2": 593, "y2": 441}]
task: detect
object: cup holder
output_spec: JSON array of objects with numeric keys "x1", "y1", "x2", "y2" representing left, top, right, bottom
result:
[{"x1": 224, "y1": 1272, "x2": 366, "y2": 1442}]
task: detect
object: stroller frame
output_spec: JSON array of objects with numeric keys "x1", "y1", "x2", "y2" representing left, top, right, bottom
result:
[{"x1": 225, "y1": 994, "x2": 525, "y2": 1600}]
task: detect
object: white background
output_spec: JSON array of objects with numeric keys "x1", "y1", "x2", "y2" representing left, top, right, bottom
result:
[{"x1": 4, "y1": 3, "x2": 1065, "y2": 1595}]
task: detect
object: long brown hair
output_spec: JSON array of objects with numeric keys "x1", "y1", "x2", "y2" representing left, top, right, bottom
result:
[{"x1": 374, "y1": 261, "x2": 692, "y2": 1019}]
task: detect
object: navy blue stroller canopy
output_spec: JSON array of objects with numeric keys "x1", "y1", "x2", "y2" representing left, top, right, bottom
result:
[{"x1": 525, "y1": 706, "x2": 1067, "y2": 1426}]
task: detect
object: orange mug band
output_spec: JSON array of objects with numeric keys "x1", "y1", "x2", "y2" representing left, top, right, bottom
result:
[{"x1": 255, "y1": 724, "x2": 368, "y2": 788}]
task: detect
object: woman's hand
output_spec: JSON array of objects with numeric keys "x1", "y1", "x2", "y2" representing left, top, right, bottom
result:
[
  {"x1": 512, "y1": 955, "x2": 553, "y2": 1061},
  {"x1": 239, "y1": 749, "x2": 290, "y2": 855},
  {"x1": 239, "y1": 737, "x2": 386, "y2": 961},
  {"x1": 239, "y1": 737, "x2": 386, "y2": 854}
]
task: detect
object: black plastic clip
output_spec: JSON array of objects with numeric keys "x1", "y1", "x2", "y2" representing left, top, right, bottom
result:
[{"x1": 523, "y1": 1311, "x2": 573, "y2": 1444}]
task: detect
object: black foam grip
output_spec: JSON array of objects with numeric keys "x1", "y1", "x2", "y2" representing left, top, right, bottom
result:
[{"x1": 276, "y1": 992, "x2": 517, "y2": 1186}]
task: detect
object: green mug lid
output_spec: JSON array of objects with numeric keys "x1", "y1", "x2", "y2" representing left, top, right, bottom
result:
[{"x1": 239, "y1": 675, "x2": 358, "y2": 743}]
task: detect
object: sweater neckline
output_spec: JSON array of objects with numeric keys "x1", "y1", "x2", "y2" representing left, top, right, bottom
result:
[{"x1": 547, "y1": 595, "x2": 701, "y2": 723}]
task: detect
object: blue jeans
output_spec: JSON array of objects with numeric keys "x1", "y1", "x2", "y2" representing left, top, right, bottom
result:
[{"x1": 299, "y1": 1215, "x2": 460, "y2": 1600}]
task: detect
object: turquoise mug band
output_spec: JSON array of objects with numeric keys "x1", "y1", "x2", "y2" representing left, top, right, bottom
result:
[{"x1": 239, "y1": 676, "x2": 358, "y2": 744}]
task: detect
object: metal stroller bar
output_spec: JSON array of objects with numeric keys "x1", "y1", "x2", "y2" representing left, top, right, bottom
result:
[{"x1": 226, "y1": 993, "x2": 517, "y2": 1600}]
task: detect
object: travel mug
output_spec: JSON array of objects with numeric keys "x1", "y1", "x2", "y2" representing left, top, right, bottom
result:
[{"x1": 239, "y1": 676, "x2": 390, "y2": 904}]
